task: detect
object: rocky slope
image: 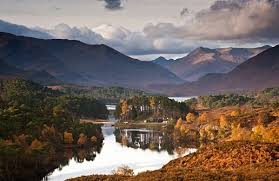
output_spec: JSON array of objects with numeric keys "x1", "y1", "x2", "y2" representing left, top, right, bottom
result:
[
  {"x1": 150, "y1": 45, "x2": 279, "y2": 96},
  {"x1": 152, "y1": 56, "x2": 175, "y2": 67},
  {"x1": 157, "y1": 46, "x2": 270, "y2": 81}
]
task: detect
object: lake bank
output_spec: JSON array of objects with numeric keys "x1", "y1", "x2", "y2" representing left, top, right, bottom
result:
[
  {"x1": 115, "y1": 122, "x2": 168, "y2": 130},
  {"x1": 46, "y1": 126, "x2": 197, "y2": 180},
  {"x1": 67, "y1": 141, "x2": 279, "y2": 181}
]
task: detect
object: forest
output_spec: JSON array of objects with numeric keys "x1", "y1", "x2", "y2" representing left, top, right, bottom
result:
[
  {"x1": 0, "y1": 79, "x2": 108, "y2": 180},
  {"x1": 115, "y1": 96, "x2": 190, "y2": 122},
  {"x1": 188, "y1": 88, "x2": 279, "y2": 109},
  {"x1": 50, "y1": 85, "x2": 150, "y2": 104},
  {"x1": 173, "y1": 88, "x2": 279, "y2": 145}
]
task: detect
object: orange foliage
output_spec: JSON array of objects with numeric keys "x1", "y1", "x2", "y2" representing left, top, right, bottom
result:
[
  {"x1": 120, "y1": 100, "x2": 129, "y2": 116},
  {"x1": 186, "y1": 113, "x2": 196, "y2": 123},
  {"x1": 175, "y1": 118, "x2": 183, "y2": 129},
  {"x1": 41, "y1": 125, "x2": 56, "y2": 140},
  {"x1": 77, "y1": 133, "x2": 87, "y2": 146},
  {"x1": 198, "y1": 112, "x2": 208, "y2": 123},
  {"x1": 219, "y1": 115, "x2": 229, "y2": 129},
  {"x1": 230, "y1": 123, "x2": 251, "y2": 141},
  {"x1": 230, "y1": 109, "x2": 240, "y2": 117},
  {"x1": 64, "y1": 131, "x2": 74, "y2": 144}
]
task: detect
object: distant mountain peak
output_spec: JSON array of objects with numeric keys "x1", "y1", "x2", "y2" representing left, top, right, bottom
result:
[{"x1": 0, "y1": 32, "x2": 181, "y2": 89}]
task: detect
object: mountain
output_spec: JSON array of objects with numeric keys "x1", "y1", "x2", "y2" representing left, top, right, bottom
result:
[
  {"x1": 152, "y1": 56, "x2": 175, "y2": 67},
  {"x1": 153, "y1": 45, "x2": 279, "y2": 96},
  {"x1": 0, "y1": 19, "x2": 53, "y2": 39},
  {"x1": 0, "y1": 59, "x2": 60, "y2": 85},
  {"x1": 160, "y1": 46, "x2": 271, "y2": 81},
  {"x1": 0, "y1": 32, "x2": 182, "y2": 89}
]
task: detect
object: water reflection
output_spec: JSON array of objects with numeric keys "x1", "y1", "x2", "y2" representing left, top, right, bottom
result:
[
  {"x1": 114, "y1": 128, "x2": 176, "y2": 154},
  {"x1": 46, "y1": 127, "x2": 197, "y2": 181}
]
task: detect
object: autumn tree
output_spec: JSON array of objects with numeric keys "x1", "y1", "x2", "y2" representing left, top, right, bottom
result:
[
  {"x1": 198, "y1": 112, "x2": 208, "y2": 123},
  {"x1": 77, "y1": 133, "x2": 87, "y2": 146},
  {"x1": 230, "y1": 123, "x2": 251, "y2": 141},
  {"x1": 186, "y1": 113, "x2": 196, "y2": 123},
  {"x1": 90, "y1": 136, "x2": 97, "y2": 144},
  {"x1": 175, "y1": 118, "x2": 183, "y2": 129},
  {"x1": 120, "y1": 100, "x2": 129, "y2": 120},
  {"x1": 29, "y1": 139, "x2": 44, "y2": 150},
  {"x1": 112, "y1": 165, "x2": 134, "y2": 176},
  {"x1": 180, "y1": 124, "x2": 188, "y2": 134},
  {"x1": 64, "y1": 131, "x2": 74, "y2": 144},
  {"x1": 219, "y1": 115, "x2": 229, "y2": 129}
]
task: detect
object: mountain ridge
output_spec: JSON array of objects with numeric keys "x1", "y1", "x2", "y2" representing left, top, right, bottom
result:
[
  {"x1": 151, "y1": 45, "x2": 279, "y2": 96},
  {"x1": 0, "y1": 32, "x2": 182, "y2": 89},
  {"x1": 155, "y1": 46, "x2": 271, "y2": 81}
]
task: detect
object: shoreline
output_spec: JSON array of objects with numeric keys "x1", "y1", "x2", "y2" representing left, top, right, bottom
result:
[{"x1": 67, "y1": 141, "x2": 279, "y2": 181}]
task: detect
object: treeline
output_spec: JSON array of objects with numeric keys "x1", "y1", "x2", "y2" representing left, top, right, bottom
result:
[
  {"x1": 54, "y1": 85, "x2": 149, "y2": 104},
  {"x1": 173, "y1": 88, "x2": 279, "y2": 145},
  {"x1": 174, "y1": 107, "x2": 279, "y2": 144},
  {"x1": 185, "y1": 88, "x2": 279, "y2": 109},
  {"x1": 0, "y1": 79, "x2": 108, "y2": 180},
  {"x1": 115, "y1": 96, "x2": 190, "y2": 122}
]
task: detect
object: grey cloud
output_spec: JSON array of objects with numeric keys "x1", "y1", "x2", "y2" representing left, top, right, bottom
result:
[
  {"x1": 180, "y1": 8, "x2": 189, "y2": 16},
  {"x1": 144, "y1": 0, "x2": 279, "y2": 42},
  {"x1": 98, "y1": 0, "x2": 124, "y2": 10},
  {"x1": 45, "y1": 23, "x2": 105, "y2": 44},
  {"x1": 0, "y1": 19, "x2": 53, "y2": 39}
]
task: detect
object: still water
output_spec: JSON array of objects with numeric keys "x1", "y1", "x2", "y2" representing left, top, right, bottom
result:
[{"x1": 47, "y1": 126, "x2": 196, "y2": 181}]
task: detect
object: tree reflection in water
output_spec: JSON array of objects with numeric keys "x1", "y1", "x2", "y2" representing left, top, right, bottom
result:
[{"x1": 114, "y1": 128, "x2": 198, "y2": 155}]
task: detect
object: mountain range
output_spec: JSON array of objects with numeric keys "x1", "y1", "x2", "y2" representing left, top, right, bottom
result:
[
  {"x1": 0, "y1": 30, "x2": 278, "y2": 96},
  {"x1": 150, "y1": 45, "x2": 279, "y2": 96},
  {"x1": 0, "y1": 32, "x2": 181, "y2": 89},
  {"x1": 152, "y1": 46, "x2": 270, "y2": 81}
]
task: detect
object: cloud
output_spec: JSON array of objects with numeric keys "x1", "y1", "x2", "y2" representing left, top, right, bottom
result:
[
  {"x1": 45, "y1": 23, "x2": 104, "y2": 44},
  {"x1": 180, "y1": 8, "x2": 189, "y2": 16},
  {"x1": 144, "y1": 0, "x2": 279, "y2": 42},
  {"x1": 1, "y1": 0, "x2": 278, "y2": 58},
  {"x1": 41, "y1": 23, "x2": 193, "y2": 56},
  {"x1": 0, "y1": 19, "x2": 53, "y2": 39},
  {"x1": 98, "y1": 0, "x2": 124, "y2": 10}
]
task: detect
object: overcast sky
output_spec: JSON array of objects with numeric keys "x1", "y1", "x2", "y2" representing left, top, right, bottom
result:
[
  {"x1": 0, "y1": 0, "x2": 214, "y2": 30},
  {"x1": 0, "y1": 0, "x2": 279, "y2": 60}
]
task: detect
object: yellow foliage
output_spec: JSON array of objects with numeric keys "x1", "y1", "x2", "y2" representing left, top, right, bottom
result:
[
  {"x1": 198, "y1": 112, "x2": 208, "y2": 123},
  {"x1": 219, "y1": 115, "x2": 229, "y2": 129},
  {"x1": 263, "y1": 127, "x2": 279, "y2": 143},
  {"x1": 180, "y1": 124, "x2": 189, "y2": 134},
  {"x1": 52, "y1": 105, "x2": 64, "y2": 117},
  {"x1": 120, "y1": 100, "x2": 129, "y2": 116},
  {"x1": 77, "y1": 133, "x2": 87, "y2": 146},
  {"x1": 230, "y1": 109, "x2": 240, "y2": 117},
  {"x1": 230, "y1": 123, "x2": 251, "y2": 141},
  {"x1": 252, "y1": 124, "x2": 279, "y2": 143},
  {"x1": 175, "y1": 118, "x2": 183, "y2": 129},
  {"x1": 149, "y1": 97, "x2": 156, "y2": 110},
  {"x1": 186, "y1": 113, "x2": 196, "y2": 123},
  {"x1": 64, "y1": 131, "x2": 74, "y2": 144},
  {"x1": 199, "y1": 128, "x2": 206, "y2": 140}
]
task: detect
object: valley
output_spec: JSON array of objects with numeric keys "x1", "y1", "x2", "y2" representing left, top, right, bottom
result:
[{"x1": 0, "y1": 2, "x2": 279, "y2": 180}]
